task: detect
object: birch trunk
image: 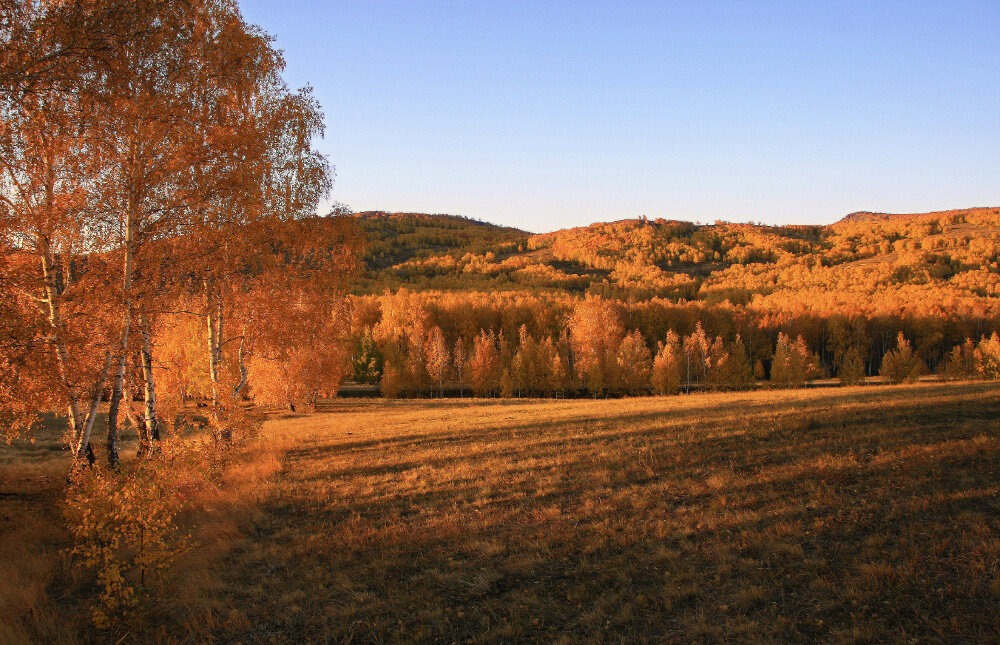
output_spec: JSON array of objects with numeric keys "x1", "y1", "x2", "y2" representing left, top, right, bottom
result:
[
  {"x1": 105, "y1": 203, "x2": 136, "y2": 468},
  {"x1": 124, "y1": 360, "x2": 149, "y2": 458},
  {"x1": 204, "y1": 282, "x2": 234, "y2": 441},
  {"x1": 105, "y1": 354, "x2": 126, "y2": 468},
  {"x1": 38, "y1": 240, "x2": 108, "y2": 462},
  {"x1": 206, "y1": 284, "x2": 222, "y2": 412},
  {"x1": 77, "y1": 351, "x2": 113, "y2": 464},
  {"x1": 139, "y1": 310, "x2": 160, "y2": 447},
  {"x1": 233, "y1": 333, "x2": 248, "y2": 398},
  {"x1": 40, "y1": 250, "x2": 83, "y2": 442}
]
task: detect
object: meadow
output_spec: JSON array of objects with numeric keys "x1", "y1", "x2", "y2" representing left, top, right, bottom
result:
[{"x1": 3, "y1": 381, "x2": 1000, "y2": 642}]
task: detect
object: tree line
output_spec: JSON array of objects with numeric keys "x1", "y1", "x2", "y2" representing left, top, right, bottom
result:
[{"x1": 340, "y1": 291, "x2": 1000, "y2": 398}]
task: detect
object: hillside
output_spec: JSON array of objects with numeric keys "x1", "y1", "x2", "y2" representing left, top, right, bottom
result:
[
  {"x1": 351, "y1": 211, "x2": 530, "y2": 270},
  {"x1": 836, "y1": 206, "x2": 996, "y2": 225},
  {"x1": 344, "y1": 207, "x2": 1000, "y2": 304}
]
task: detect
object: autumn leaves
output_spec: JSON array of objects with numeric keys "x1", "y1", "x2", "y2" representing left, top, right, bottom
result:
[
  {"x1": 357, "y1": 293, "x2": 809, "y2": 398},
  {"x1": 347, "y1": 289, "x2": 1000, "y2": 399},
  {"x1": 0, "y1": 1, "x2": 355, "y2": 460}
]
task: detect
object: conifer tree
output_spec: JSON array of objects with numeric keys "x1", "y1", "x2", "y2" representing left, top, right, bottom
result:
[
  {"x1": 717, "y1": 334, "x2": 754, "y2": 389},
  {"x1": 880, "y1": 332, "x2": 923, "y2": 384},
  {"x1": 617, "y1": 329, "x2": 652, "y2": 395},
  {"x1": 425, "y1": 326, "x2": 451, "y2": 397},
  {"x1": 469, "y1": 330, "x2": 500, "y2": 396},
  {"x1": 652, "y1": 331, "x2": 683, "y2": 395}
]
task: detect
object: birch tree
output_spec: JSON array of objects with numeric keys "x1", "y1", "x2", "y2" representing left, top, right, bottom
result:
[
  {"x1": 0, "y1": 54, "x2": 115, "y2": 462},
  {"x1": 1, "y1": 0, "x2": 354, "y2": 458}
]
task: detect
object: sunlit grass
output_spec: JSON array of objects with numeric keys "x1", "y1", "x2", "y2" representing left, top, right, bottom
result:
[
  {"x1": 3, "y1": 382, "x2": 1000, "y2": 641},
  {"x1": 205, "y1": 382, "x2": 1000, "y2": 642}
]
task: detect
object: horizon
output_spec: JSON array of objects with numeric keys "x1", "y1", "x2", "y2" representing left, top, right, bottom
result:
[
  {"x1": 239, "y1": 0, "x2": 1000, "y2": 232},
  {"x1": 341, "y1": 203, "x2": 1000, "y2": 235}
]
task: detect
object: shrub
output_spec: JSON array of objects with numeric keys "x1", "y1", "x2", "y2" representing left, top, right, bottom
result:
[
  {"x1": 380, "y1": 365, "x2": 404, "y2": 399},
  {"x1": 63, "y1": 447, "x2": 199, "y2": 627}
]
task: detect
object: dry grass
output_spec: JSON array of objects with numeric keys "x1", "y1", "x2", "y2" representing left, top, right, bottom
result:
[
  {"x1": 3, "y1": 383, "x2": 1000, "y2": 642},
  {"x1": 0, "y1": 410, "x2": 293, "y2": 643},
  {"x1": 1, "y1": 413, "x2": 95, "y2": 644},
  {"x1": 206, "y1": 383, "x2": 1000, "y2": 643}
]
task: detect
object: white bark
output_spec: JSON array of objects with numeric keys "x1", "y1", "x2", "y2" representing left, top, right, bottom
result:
[{"x1": 139, "y1": 310, "x2": 159, "y2": 445}]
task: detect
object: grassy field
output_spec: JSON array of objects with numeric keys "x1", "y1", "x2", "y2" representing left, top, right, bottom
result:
[
  {"x1": 209, "y1": 382, "x2": 1000, "y2": 642},
  {"x1": 4, "y1": 382, "x2": 1000, "y2": 642}
]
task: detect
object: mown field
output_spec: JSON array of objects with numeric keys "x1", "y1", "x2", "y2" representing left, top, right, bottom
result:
[{"x1": 4, "y1": 382, "x2": 1000, "y2": 642}]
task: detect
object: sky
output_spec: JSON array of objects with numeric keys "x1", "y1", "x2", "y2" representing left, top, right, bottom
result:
[{"x1": 238, "y1": 0, "x2": 1000, "y2": 233}]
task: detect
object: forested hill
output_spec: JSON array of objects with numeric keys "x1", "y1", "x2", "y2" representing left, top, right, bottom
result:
[
  {"x1": 350, "y1": 211, "x2": 530, "y2": 270},
  {"x1": 344, "y1": 206, "x2": 1000, "y2": 302},
  {"x1": 836, "y1": 207, "x2": 993, "y2": 225}
]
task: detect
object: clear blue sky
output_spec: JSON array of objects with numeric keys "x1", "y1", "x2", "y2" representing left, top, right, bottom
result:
[{"x1": 238, "y1": 0, "x2": 1000, "y2": 232}]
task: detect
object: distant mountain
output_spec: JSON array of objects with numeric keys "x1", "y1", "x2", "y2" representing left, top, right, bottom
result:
[
  {"x1": 340, "y1": 207, "x2": 1000, "y2": 301},
  {"x1": 837, "y1": 207, "x2": 998, "y2": 225}
]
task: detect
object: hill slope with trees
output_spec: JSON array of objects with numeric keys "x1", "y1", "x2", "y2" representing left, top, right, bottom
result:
[
  {"x1": 348, "y1": 206, "x2": 1000, "y2": 301},
  {"x1": 336, "y1": 207, "x2": 1000, "y2": 398}
]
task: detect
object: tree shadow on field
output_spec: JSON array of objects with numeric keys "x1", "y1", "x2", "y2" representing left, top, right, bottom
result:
[
  {"x1": 210, "y1": 385, "x2": 1000, "y2": 643},
  {"x1": 287, "y1": 392, "x2": 1000, "y2": 482}
]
